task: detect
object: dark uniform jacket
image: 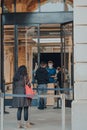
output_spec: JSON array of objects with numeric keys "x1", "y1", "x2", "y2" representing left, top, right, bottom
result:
[{"x1": 35, "y1": 67, "x2": 49, "y2": 84}]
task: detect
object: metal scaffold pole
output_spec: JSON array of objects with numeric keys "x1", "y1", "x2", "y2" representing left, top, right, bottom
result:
[
  {"x1": 62, "y1": 94, "x2": 65, "y2": 130},
  {"x1": 37, "y1": 24, "x2": 40, "y2": 67},
  {"x1": 1, "y1": 93, "x2": 4, "y2": 130}
]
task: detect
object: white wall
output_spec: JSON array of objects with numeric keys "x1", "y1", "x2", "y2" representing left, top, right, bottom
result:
[{"x1": 72, "y1": 0, "x2": 87, "y2": 130}]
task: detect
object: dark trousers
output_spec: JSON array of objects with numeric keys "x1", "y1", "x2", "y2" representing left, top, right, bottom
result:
[{"x1": 17, "y1": 107, "x2": 29, "y2": 121}]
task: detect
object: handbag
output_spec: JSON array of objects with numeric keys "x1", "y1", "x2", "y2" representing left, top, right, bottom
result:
[{"x1": 25, "y1": 85, "x2": 35, "y2": 99}]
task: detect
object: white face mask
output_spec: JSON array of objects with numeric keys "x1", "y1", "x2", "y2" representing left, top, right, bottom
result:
[
  {"x1": 56, "y1": 70, "x2": 58, "y2": 73},
  {"x1": 48, "y1": 64, "x2": 53, "y2": 68}
]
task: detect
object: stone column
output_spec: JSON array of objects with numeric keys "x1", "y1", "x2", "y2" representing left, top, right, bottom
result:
[
  {"x1": 72, "y1": 0, "x2": 87, "y2": 130},
  {"x1": 0, "y1": 0, "x2": 1, "y2": 91}
]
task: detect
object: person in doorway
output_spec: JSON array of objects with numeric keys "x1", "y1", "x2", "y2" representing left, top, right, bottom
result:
[
  {"x1": 54, "y1": 66, "x2": 64, "y2": 109},
  {"x1": 47, "y1": 61, "x2": 56, "y2": 83},
  {"x1": 35, "y1": 61, "x2": 49, "y2": 109},
  {"x1": 57, "y1": 66, "x2": 64, "y2": 93},
  {"x1": 12, "y1": 65, "x2": 31, "y2": 128},
  {"x1": 32, "y1": 62, "x2": 38, "y2": 83},
  {"x1": 62, "y1": 66, "x2": 70, "y2": 94}
]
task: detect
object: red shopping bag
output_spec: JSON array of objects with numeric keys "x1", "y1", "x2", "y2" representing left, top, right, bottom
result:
[{"x1": 25, "y1": 85, "x2": 35, "y2": 99}]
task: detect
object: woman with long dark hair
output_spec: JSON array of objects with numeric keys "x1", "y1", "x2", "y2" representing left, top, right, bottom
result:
[{"x1": 12, "y1": 65, "x2": 31, "y2": 128}]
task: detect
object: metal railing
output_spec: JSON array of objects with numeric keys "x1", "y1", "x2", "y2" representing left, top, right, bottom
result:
[{"x1": 0, "y1": 88, "x2": 73, "y2": 130}]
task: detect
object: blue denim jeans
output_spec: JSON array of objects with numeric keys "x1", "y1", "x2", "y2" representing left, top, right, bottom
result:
[
  {"x1": 17, "y1": 107, "x2": 28, "y2": 121},
  {"x1": 37, "y1": 84, "x2": 47, "y2": 107}
]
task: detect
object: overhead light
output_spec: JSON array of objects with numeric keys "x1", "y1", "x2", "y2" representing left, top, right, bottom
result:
[{"x1": 33, "y1": 38, "x2": 61, "y2": 43}]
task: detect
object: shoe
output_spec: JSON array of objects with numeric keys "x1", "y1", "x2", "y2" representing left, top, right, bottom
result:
[
  {"x1": 53, "y1": 107, "x2": 58, "y2": 109},
  {"x1": 24, "y1": 122, "x2": 31, "y2": 128},
  {"x1": 29, "y1": 122, "x2": 35, "y2": 125},
  {"x1": 53, "y1": 107, "x2": 61, "y2": 109},
  {"x1": 17, "y1": 121, "x2": 23, "y2": 128},
  {"x1": 38, "y1": 107, "x2": 44, "y2": 110},
  {"x1": 18, "y1": 125, "x2": 24, "y2": 128},
  {"x1": 44, "y1": 106, "x2": 47, "y2": 108}
]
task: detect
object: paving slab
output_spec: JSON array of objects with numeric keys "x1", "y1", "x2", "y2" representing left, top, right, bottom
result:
[{"x1": 0, "y1": 106, "x2": 71, "y2": 130}]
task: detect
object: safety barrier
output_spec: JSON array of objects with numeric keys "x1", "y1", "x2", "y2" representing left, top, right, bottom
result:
[{"x1": 0, "y1": 88, "x2": 73, "y2": 130}]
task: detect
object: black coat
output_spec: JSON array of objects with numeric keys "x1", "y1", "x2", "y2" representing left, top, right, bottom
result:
[
  {"x1": 12, "y1": 76, "x2": 31, "y2": 108},
  {"x1": 57, "y1": 71, "x2": 64, "y2": 88},
  {"x1": 35, "y1": 67, "x2": 49, "y2": 84}
]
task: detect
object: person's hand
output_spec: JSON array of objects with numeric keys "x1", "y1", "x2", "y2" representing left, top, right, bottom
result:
[{"x1": 50, "y1": 75, "x2": 56, "y2": 78}]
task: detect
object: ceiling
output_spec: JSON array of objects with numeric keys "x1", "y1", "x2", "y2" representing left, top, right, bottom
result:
[{"x1": 4, "y1": 24, "x2": 72, "y2": 47}]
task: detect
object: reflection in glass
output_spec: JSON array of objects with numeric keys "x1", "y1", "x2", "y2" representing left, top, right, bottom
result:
[
  {"x1": 4, "y1": 0, "x2": 14, "y2": 13},
  {"x1": 3, "y1": 0, "x2": 73, "y2": 13},
  {"x1": 39, "y1": 0, "x2": 73, "y2": 12},
  {"x1": 4, "y1": 25, "x2": 14, "y2": 85},
  {"x1": 16, "y1": 0, "x2": 39, "y2": 12},
  {"x1": 3, "y1": 0, "x2": 39, "y2": 13},
  {"x1": 3, "y1": 23, "x2": 73, "y2": 98}
]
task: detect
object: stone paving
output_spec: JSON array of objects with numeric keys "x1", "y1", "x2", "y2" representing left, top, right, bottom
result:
[{"x1": 0, "y1": 106, "x2": 71, "y2": 130}]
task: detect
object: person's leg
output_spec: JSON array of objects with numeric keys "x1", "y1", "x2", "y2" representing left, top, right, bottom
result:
[
  {"x1": 24, "y1": 107, "x2": 28, "y2": 121},
  {"x1": 17, "y1": 107, "x2": 23, "y2": 128},
  {"x1": 24, "y1": 107, "x2": 31, "y2": 128},
  {"x1": 59, "y1": 83, "x2": 62, "y2": 108},
  {"x1": 17, "y1": 107, "x2": 22, "y2": 120},
  {"x1": 40, "y1": 84, "x2": 47, "y2": 108},
  {"x1": 37, "y1": 85, "x2": 42, "y2": 108},
  {"x1": 53, "y1": 82, "x2": 59, "y2": 109},
  {"x1": 37, "y1": 84, "x2": 47, "y2": 108},
  {"x1": 43, "y1": 84, "x2": 47, "y2": 108}
]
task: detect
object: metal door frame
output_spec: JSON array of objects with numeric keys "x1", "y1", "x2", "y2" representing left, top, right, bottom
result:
[{"x1": 0, "y1": 0, "x2": 73, "y2": 95}]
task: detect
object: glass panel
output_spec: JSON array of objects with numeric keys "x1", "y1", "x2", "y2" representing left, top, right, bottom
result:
[
  {"x1": 3, "y1": 0, "x2": 39, "y2": 13},
  {"x1": 3, "y1": 0, "x2": 73, "y2": 13},
  {"x1": 17, "y1": 25, "x2": 38, "y2": 82},
  {"x1": 62, "y1": 23, "x2": 73, "y2": 98},
  {"x1": 4, "y1": 25, "x2": 14, "y2": 97},
  {"x1": 16, "y1": 0, "x2": 39, "y2": 12},
  {"x1": 4, "y1": 0, "x2": 14, "y2": 13},
  {"x1": 26, "y1": 0, "x2": 39, "y2": 12},
  {"x1": 3, "y1": 23, "x2": 73, "y2": 99},
  {"x1": 40, "y1": 0, "x2": 73, "y2": 12},
  {"x1": 39, "y1": 24, "x2": 61, "y2": 67}
]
